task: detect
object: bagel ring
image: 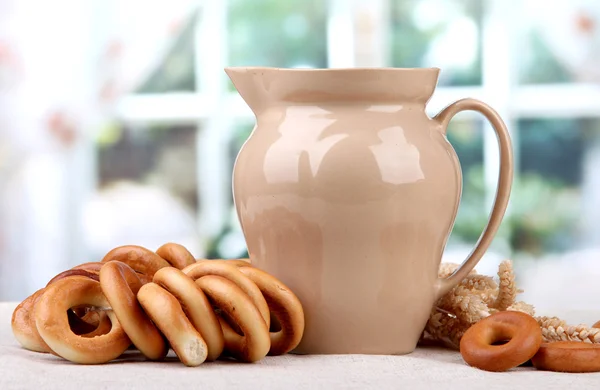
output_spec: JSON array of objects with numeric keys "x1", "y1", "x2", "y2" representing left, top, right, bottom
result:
[
  {"x1": 47, "y1": 269, "x2": 99, "y2": 287},
  {"x1": 532, "y1": 341, "x2": 600, "y2": 373},
  {"x1": 239, "y1": 266, "x2": 304, "y2": 355},
  {"x1": 152, "y1": 267, "x2": 224, "y2": 361},
  {"x1": 70, "y1": 263, "x2": 147, "y2": 296},
  {"x1": 196, "y1": 259, "x2": 252, "y2": 268},
  {"x1": 48, "y1": 270, "x2": 102, "y2": 318},
  {"x1": 66, "y1": 262, "x2": 157, "y2": 301},
  {"x1": 137, "y1": 282, "x2": 208, "y2": 367},
  {"x1": 182, "y1": 261, "x2": 270, "y2": 329},
  {"x1": 99, "y1": 261, "x2": 167, "y2": 360},
  {"x1": 35, "y1": 276, "x2": 131, "y2": 364},
  {"x1": 195, "y1": 275, "x2": 270, "y2": 362},
  {"x1": 101, "y1": 245, "x2": 170, "y2": 277},
  {"x1": 133, "y1": 272, "x2": 153, "y2": 285},
  {"x1": 13, "y1": 272, "x2": 108, "y2": 353},
  {"x1": 11, "y1": 288, "x2": 51, "y2": 353},
  {"x1": 71, "y1": 262, "x2": 103, "y2": 273},
  {"x1": 459, "y1": 311, "x2": 542, "y2": 372},
  {"x1": 156, "y1": 243, "x2": 196, "y2": 270}
]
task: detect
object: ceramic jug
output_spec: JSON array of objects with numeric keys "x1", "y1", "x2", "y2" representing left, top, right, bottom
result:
[{"x1": 226, "y1": 67, "x2": 513, "y2": 355}]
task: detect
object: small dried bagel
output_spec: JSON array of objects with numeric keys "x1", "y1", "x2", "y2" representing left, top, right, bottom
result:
[
  {"x1": 152, "y1": 267, "x2": 224, "y2": 361},
  {"x1": 182, "y1": 261, "x2": 270, "y2": 328},
  {"x1": 239, "y1": 266, "x2": 304, "y2": 355},
  {"x1": 11, "y1": 288, "x2": 52, "y2": 353},
  {"x1": 47, "y1": 269, "x2": 99, "y2": 287},
  {"x1": 101, "y1": 245, "x2": 170, "y2": 277},
  {"x1": 100, "y1": 261, "x2": 167, "y2": 360},
  {"x1": 532, "y1": 342, "x2": 600, "y2": 373},
  {"x1": 137, "y1": 282, "x2": 208, "y2": 367},
  {"x1": 156, "y1": 243, "x2": 196, "y2": 270},
  {"x1": 460, "y1": 311, "x2": 542, "y2": 372},
  {"x1": 35, "y1": 277, "x2": 131, "y2": 364},
  {"x1": 196, "y1": 275, "x2": 270, "y2": 362}
]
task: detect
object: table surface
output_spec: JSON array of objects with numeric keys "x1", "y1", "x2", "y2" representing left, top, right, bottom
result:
[{"x1": 2, "y1": 302, "x2": 600, "y2": 389}]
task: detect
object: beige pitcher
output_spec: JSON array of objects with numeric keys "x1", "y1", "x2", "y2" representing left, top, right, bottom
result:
[{"x1": 226, "y1": 67, "x2": 513, "y2": 355}]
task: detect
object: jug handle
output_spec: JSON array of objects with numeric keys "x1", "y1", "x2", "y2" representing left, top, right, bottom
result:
[{"x1": 432, "y1": 98, "x2": 514, "y2": 300}]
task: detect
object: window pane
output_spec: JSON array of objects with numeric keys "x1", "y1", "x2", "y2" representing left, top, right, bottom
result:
[
  {"x1": 389, "y1": 0, "x2": 483, "y2": 86},
  {"x1": 509, "y1": 118, "x2": 593, "y2": 256},
  {"x1": 512, "y1": 118, "x2": 600, "y2": 311},
  {"x1": 135, "y1": 10, "x2": 198, "y2": 93},
  {"x1": 228, "y1": 0, "x2": 328, "y2": 68},
  {"x1": 518, "y1": 2, "x2": 600, "y2": 84},
  {"x1": 443, "y1": 119, "x2": 486, "y2": 251},
  {"x1": 89, "y1": 123, "x2": 201, "y2": 259},
  {"x1": 203, "y1": 120, "x2": 253, "y2": 260},
  {"x1": 448, "y1": 119, "x2": 597, "y2": 261}
]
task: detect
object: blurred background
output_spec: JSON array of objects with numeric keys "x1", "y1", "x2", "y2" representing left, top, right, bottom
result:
[{"x1": 1, "y1": 0, "x2": 600, "y2": 317}]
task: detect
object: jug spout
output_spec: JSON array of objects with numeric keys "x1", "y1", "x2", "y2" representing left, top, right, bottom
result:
[
  {"x1": 225, "y1": 67, "x2": 441, "y2": 115},
  {"x1": 225, "y1": 67, "x2": 271, "y2": 115}
]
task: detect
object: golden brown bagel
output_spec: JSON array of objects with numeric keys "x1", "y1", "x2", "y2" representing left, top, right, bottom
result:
[
  {"x1": 99, "y1": 261, "x2": 167, "y2": 360},
  {"x1": 196, "y1": 275, "x2": 270, "y2": 362},
  {"x1": 156, "y1": 243, "x2": 196, "y2": 270},
  {"x1": 532, "y1": 341, "x2": 600, "y2": 373},
  {"x1": 46, "y1": 269, "x2": 99, "y2": 287},
  {"x1": 152, "y1": 267, "x2": 224, "y2": 361},
  {"x1": 137, "y1": 282, "x2": 208, "y2": 367},
  {"x1": 13, "y1": 277, "x2": 111, "y2": 354},
  {"x1": 74, "y1": 259, "x2": 152, "y2": 285},
  {"x1": 239, "y1": 266, "x2": 304, "y2": 355},
  {"x1": 182, "y1": 261, "x2": 270, "y2": 328},
  {"x1": 11, "y1": 288, "x2": 51, "y2": 353},
  {"x1": 46, "y1": 269, "x2": 102, "y2": 320},
  {"x1": 459, "y1": 311, "x2": 542, "y2": 372},
  {"x1": 71, "y1": 262, "x2": 104, "y2": 273},
  {"x1": 35, "y1": 277, "x2": 131, "y2": 364},
  {"x1": 196, "y1": 259, "x2": 252, "y2": 268},
  {"x1": 101, "y1": 245, "x2": 170, "y2": 277},
  {"x1": 134, "y1": 272, "x2": 153, "y2": 285}
]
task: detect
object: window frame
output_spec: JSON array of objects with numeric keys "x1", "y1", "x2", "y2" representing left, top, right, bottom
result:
[{"x1": 108, "y1": 0, "x2": 600, "y2": 256}]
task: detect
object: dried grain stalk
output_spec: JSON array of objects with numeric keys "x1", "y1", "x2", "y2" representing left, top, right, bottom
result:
[{"x1": 419, "y1": 260, "x2": 599, "y2": 348}]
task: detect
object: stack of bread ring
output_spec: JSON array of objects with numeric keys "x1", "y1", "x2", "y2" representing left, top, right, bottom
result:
[
  {"x1": 425, "y1": 260, "x2": 600, "y2": 373},
  {"x1": 11, "y1": 243, "x2": 305, "y2": 367},
  {"x1": 459, "y1": 310, "x2": 600, "y2": 373}
]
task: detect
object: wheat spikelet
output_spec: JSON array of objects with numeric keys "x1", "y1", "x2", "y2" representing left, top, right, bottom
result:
[
  {"x1": 537, "y1": 316, "x2": 600, "y2": 343},
  {"x1": 506, "y1": 301, "x2": 535, "y2": 316},
  {"x1": 493, "y1": 260, "x2": 521, "y2": 310}
]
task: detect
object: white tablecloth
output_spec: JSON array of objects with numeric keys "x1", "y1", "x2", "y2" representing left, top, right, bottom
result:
[{"x1": 1, "y1": 302, "x2": 600, "y2": 389}]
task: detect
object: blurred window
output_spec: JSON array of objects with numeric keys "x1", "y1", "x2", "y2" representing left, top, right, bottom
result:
[
  {"x1": 228, "y1": 0, "x2": 328, "y2": 68},
  {"x1": 390, "y1": 0, "x2": 483, "y2": 86},
  {"x1": 108, "y1": 0, "x2": 600, "y2": 266}
]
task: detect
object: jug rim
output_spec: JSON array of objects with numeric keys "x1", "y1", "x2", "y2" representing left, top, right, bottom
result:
[
  {"x1": 224, "y1": 66, "x2": 441, "y2": 72},
  {"x1": 225, "y1": 66, "x2": 441, "y2": 108}
]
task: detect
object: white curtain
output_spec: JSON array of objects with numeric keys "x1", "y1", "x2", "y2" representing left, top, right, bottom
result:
[{"x1": 0, "y1": 0, "x2": 197, "y2": 300}]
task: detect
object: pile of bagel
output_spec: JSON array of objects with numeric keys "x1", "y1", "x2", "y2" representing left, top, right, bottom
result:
[
  {"x1": 460, "y1": 310, "x2": 600, "y2": 373},
  {"x1": 11, "y1": 244, "x2": 600, "y2": 373},
  {"x1": 11, "y1": 243, "x2": 304, "y2": 367}
]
